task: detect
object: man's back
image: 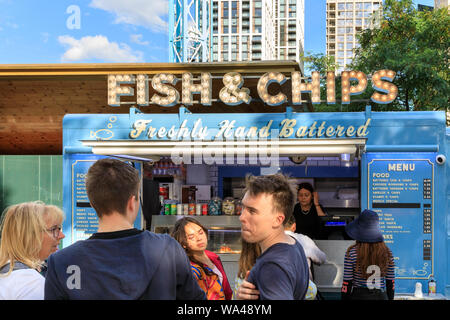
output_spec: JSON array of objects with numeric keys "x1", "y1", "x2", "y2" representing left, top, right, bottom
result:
[
  {"x1": 44, "y1": 230, "x2": 205, "y2": 300},
  {"x1": 247, "y1": 240, "x2": 309, "y2": 300}
]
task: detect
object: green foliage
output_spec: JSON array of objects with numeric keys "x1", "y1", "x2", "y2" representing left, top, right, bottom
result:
[
  {"x1": 350, "y1": 0, "x2": 450, "y2": 112},
  {"x1": 301, "y1": 52, "x2": 374, "y2": 112},
  {"x1": 301, "y1": 0, "x2": 449, "y2": 118}
]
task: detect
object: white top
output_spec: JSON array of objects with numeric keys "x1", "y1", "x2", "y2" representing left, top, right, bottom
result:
[
  {"x1": 210, "y1": 264, "x2": 223, "y2": 286},
  {"x1": 0, "y1": 269, "x2": 45, "y2": 300},
  {"x1": 285, "y1": 231, "x2": 327, "y2": 265},
  {"x1": 285, "y1": 231, "x2": 327, "y2": 279}
]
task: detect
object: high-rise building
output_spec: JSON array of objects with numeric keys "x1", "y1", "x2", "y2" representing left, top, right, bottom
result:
[
  {"x1": 326, "y1": 0, "x2": 382, "y2": 72},
  {"x1": 435, "y1": 0, "x2": 450, "y2": 10},
  {"x1": 211, "y1": 0, "x2": 276, "y2": 62},
  {"x1": 275, "y1": 0, "x2": 305, "y2": 63},
  {"x1": 418, "y1": 4, "x2": 434, "y2": 12},
  {"x1": 211, "y1": 0, "x2": 305, "y2": 65},
  {"x1": 170, "y1": 0, "x2": 305, "y2": 70}
]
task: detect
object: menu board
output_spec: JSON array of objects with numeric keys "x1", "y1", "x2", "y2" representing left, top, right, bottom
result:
[
  {"x1": 367, "y1": 154, "x2": 434, "y2": 279},
  {"x1": 70, "y1": 155, "x2": 143, "y2": 243},
  {"x1": 72, "y1": 159, "x2": 100, "y2": 241}
]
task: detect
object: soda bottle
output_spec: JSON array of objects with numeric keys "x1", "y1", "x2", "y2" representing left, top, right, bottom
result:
[{"x1": 428, "y1": 275, "x2": 436, "y2": 297}]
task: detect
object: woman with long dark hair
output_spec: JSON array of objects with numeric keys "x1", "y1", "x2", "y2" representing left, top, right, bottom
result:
[
  {"x1": 292, "y1": 182, "x2": 327, "y2": 239},
  {"x1": 341, "y1": 209, "x2": 395, "y2": 300},
  {"x1": 171, "y1": 217, "x2": 232, "y2": 300}
]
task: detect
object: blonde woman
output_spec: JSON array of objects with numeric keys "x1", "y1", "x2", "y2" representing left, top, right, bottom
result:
[{"x1": 0, "y1": 201, "x2": 65, "y2": 300}]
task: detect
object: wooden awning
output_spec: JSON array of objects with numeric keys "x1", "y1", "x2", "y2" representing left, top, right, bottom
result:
[{"x1": 0, "y1": 61, "x2": 313, "y2": 154}]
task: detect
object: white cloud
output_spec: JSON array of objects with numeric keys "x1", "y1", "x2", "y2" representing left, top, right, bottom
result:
[
  {"x1": 130, "y1": 34, "x2": 149, "y2": 46},
  {"x1": 6, "y1": 22, "x2": 18, "y2": 29},
  {"x1": 41, "y1": 32, "x2": 50, "y2": 43},
  {"x1": 58, "y1": 35, "x2": 143, "y2": 62},
  {"x1": 89, "y1": 0, "x2": 168, "y2": 33}
]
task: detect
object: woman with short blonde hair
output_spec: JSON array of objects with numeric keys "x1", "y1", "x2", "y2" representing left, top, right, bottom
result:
[{"x1": 0, "y1": 201, "x2": 65, "y2": 300}]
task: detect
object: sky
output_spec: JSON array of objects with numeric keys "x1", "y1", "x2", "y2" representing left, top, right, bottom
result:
[{"x1": 0, "y1": 0, "x2": 437, "y2": 64}]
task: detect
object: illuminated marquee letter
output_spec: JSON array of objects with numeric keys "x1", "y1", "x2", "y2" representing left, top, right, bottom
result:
[
  {"x1": 291, "y1": 71, "x2": 320, "y2": 105},
  {"x1": 371, "y1": 70, "x2": 398, "y2": 104},
  {"x1": 182, "y1": 73, "x2": 212, "y2": 106},
  {"x1": 341, "y1": 71, "x2": 367, "y2": 104},
  {"x1": 219, "y1": 72, "x2": 251, "y2": 106},
  {"x1": 108, "y1": 74, "x2": 135, "y2": 107},
  {"x1": 258, "y1": 72, "x2": 287, "y2": 106},
  {"x1": 151, "y1": 73, "x2": 179, "y2": 107},
  {"x1": 136, "y1": 74, "x2": 149, "y2": 106},
  {"x1": 327, "y1": 72, "x2": 336, "y2": 104}
]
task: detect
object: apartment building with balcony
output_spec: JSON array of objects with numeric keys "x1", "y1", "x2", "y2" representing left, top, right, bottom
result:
[
  {"x1": 435, "y1": 0, "x2": 450, "y2": 10},
  {"x1": 326, "y1": 0, "x2": 382, "y2": 71},
  {"x1": 211, "y1": 0, "x2": 304, "y2": 65}
]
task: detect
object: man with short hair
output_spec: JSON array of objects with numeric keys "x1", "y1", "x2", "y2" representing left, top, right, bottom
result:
[
  {"x1": 237, "y1": 174, "x2": 310, "y2": 300},
  {"x1": 45, "y1": 158, "x2": 205, "y2": 300}
]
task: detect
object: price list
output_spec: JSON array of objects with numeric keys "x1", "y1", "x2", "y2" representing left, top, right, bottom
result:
[
  {"x1": 423, "y1": 240, "x2": 431, "y2": 261},
  {"x1": 72, "y1": 159, "x2": 99, "y2": 241},
  {"x1": 68, "y1": 155, "x2": 143, "y2": 245},
  {"x1": 423, "y1": 204, "x2": 432, "y2": 234},
  {"x1": 367, "y1": 155, "x2": 434, "y2": 279},
  {"x1": 423, "y1": 179, "x2": 431, "y2": 199}
]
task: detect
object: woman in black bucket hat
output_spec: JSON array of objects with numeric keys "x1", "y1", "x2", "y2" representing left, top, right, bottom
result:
[{"x1": 341, "y1": 209, "x2": 396, "y2": 300}]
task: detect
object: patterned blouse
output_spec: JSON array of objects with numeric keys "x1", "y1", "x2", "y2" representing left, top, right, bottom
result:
[{"x1": 191, "y1": 262, "x2": 225, "y2": 300}]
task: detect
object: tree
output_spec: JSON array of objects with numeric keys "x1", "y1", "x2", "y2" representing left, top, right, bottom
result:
[
  {"x1": 300, "y1": 52, "x2": 375, "y2": 112},
  {"x1": 350, "y1": 0, "x2": 450, "y2": 114}
]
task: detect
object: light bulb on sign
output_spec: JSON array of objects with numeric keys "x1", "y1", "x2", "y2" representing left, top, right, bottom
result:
[
  {"x1": 292, "y1": 71, "x2": 320, "y2": 105},
  {"x1": 341, "y1": 70, "x2": 367, "y2": 104},
  {"x1": 371, "y1": 69, "x2": 398, "y2": 104},
  {"x1": 219, "y1": 72, "x2": 251, "y2": 106},
  {"x1": 136, "y1": 74, "x2": 149, "y2": 106},
  {"x1": 258, "y1": 72, "x2": 287, "y2": 106},
  {"x1": 108, "y1": 74, "x2": 135, "y2": 107},
  {"x1": 181, "y1": 72, "x2": 212, "y2": 106},
  {"x1": 151, "y1": 73, "x2": 179, "y2": 107}
]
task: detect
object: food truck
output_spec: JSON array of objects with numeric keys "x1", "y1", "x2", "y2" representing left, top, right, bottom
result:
[{"x1": 60, "y1": 62, "x2": 450, "y2": 299}]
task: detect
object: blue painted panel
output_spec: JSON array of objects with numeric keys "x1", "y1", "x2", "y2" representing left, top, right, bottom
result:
[
  {"x1": 62, "y1": 110, "x2": 446, "y2": 148},
  {"x1": 363, "y1": 152, "x2": 447, "y2": 295},
  {"x1": 62, "y1": 153, "x2": 142, "y2": 247}
]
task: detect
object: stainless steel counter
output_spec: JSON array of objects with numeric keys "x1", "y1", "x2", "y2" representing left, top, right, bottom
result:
[
  {"x1": 218, "y1": 253, "x2": 240, "y2": 292},
  {"x1": 313, "y1": 240, "x2": 355, "y2": 293}
]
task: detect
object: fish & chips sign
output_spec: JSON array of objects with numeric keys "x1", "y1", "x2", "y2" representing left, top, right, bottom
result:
[{"x1": 107, "y1": 70, "x2": 398, "y2": 107}]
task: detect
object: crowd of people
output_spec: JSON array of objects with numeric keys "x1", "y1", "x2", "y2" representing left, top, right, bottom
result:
[{"x1": 0, "y1": 158, "x2": 395, "y2": 300}]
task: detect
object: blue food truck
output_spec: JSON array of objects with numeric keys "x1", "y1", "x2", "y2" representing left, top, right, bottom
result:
[{"x1": 61, "y1": 66, "x2": 450, "y2": 299}]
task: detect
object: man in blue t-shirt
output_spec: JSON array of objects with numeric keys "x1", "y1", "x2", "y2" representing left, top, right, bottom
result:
[
  {"x1": 44, "y1": 158, "x2": 205, "y2": 300},
  {"x1": 236, "y1": 174, "x2": 310, "y2": 300}
]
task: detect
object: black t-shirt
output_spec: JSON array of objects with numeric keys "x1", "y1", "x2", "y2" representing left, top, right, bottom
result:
[
  {"x1": 88, "y1": 228, "x2": 144, "y2": 240},
  {"x1": 293, "y1": 203, "x2": 323, "y2": 239}
]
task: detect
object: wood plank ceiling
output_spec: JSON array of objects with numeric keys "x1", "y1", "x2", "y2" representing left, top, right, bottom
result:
[{"x1": 0, "y1": 61, "x2": 312, "y2": 154}]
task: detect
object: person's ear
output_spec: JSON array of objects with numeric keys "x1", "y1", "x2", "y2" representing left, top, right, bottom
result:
[
  {"x1": 273, "y1": 212, "x2": 285, "y2": 228},
  {"x1": 127, "y1": 194, "x2": 138, "y2": 214}
]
